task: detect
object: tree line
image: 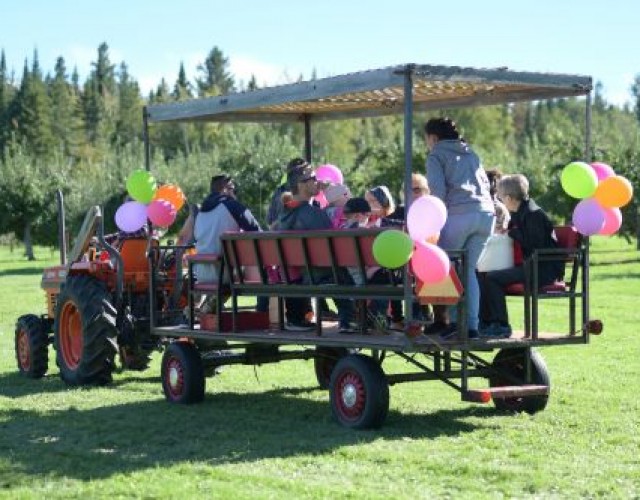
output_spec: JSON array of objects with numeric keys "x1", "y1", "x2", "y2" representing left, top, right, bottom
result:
[{"x1": 1, "y1": 43, "x2": 638, "y2": 259}]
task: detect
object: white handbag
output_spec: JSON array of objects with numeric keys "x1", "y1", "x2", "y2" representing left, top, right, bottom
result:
[{"x1": 477, "y1": 233, "x2": 514, "y2": 272}]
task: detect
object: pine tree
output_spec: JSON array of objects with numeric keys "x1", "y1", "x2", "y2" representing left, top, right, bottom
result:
[
  {"x1": 82, "y1": 43, "x2": 117, "y2": 146},
  {"x1": 196, "y1": 46, "x2": 235, "y2": 96},
  {"x1": 13, "y1": 51, "x2": 54, "y2": 157},
  {"x1": 115, "y1": 62, "x2": 142, "y2": 146},
  {"x1": 631, "y1": 74, "x2": 640, "y2": 124},
  {"x1": 49, "y1": 56, "x2": 85, "y2": 157}
]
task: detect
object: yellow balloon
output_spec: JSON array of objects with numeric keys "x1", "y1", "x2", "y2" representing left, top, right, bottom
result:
[{"x1": 594, "y1": 175, "x2": 633, "y2": 208}]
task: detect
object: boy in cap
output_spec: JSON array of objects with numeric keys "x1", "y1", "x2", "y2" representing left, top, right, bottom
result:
[{"x1": 341, "y1": 197, "x2": 372, "y2": 286}]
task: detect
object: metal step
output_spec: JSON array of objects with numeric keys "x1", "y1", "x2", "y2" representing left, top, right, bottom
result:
[{"x1": 463, "y1": 385, "x2": 549, "y2": 403}]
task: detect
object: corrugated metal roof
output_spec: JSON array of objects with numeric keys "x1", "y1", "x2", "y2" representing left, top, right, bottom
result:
[{"x1": 146, "y1": 63, "x2": 592, "y2": 124}]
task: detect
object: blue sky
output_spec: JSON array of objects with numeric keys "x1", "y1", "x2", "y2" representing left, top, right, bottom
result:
[{"x1": 2, "y1": 0, "x2": 638, "y2": 106}]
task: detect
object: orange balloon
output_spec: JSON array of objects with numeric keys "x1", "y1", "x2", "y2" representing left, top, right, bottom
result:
[
  {"x1": 594, "y1": 175, "x2": 633, "y2": 208},
  {"x1": 153, "y1": 184, "x2": 186, "y2": 211}
]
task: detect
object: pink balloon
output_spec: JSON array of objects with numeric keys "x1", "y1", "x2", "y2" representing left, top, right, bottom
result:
[
  {"x1": 407, "y1": 195, "x2": 447, "y2": 242},
  {"x1": 598, "y1": 207, "x2": 622, "y2": 236},
  {"x1": 590, "y1": 162, "x2": 615, "y2": 182},
  {"x1": 115, "y1": 201, "x2": 148, "y2": 233},
  {"x1": 147, "y1": 199, "x2": 177, "y2": 227},
  {"x1": 572, "y1": 198, "x2": 605, "y2": 236},
  {"x1": 411, "y1": 241, "x2": 450, "y2": 284},
  {"x1": 315, "y1": 164, "x2": 343, "y2": 184}
]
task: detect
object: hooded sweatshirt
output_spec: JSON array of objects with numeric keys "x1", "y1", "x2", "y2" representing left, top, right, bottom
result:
[
  {"x1": 194, "y1": 193, "x2": 261, "y2": 282},
  {"x1": 426, "y1": 139, "x2": 494, "y2": 216}
]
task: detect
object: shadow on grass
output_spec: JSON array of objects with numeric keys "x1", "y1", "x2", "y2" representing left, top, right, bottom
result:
[
  {"x1": 593, "y1": 272, "x2": 640, "y2": 280},
  {"x1": 591, "y1": 258, "x2": 640, "y2": 267},
  {"x1": 0, "y1": 267, "x2": 46, "y2": 277},
  {"x1": 0, "y1": 381, "x2": 496, "y2": 482}
]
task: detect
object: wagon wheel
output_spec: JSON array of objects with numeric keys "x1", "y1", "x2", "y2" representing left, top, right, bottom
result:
[
  {"x1": 314, "y1": 347, "x2": 349, "y2": 390},
  {"x1": 161, "y1": 342, "x2": 205, "y2": 404},
  {"x1": 489, "y1": 348, "x2": 550, "y2": 414},
  {"x1": 15, "y1": 314, "x2": 49, "y2": 379},
  {"x1": 329, "y1": 354, "x2": 389, "y2": 429},
  {"x1": 54, "y1": 276, "x2": 118, "y2": 386}
]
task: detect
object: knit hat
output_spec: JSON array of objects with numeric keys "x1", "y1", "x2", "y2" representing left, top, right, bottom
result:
[
  {"x1": 343, "y1": 197, "x2": 371, "y2": 215},
  {"x1": 369, "y1": 185, "x2": 393, "y2": 209},
  {"x1": 324, "y1": 184, "x2": 351, "y2": 204}
]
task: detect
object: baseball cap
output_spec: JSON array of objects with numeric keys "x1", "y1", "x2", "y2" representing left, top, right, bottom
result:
[{"x1": 287, "y1": 165, "x2": 316, "y2": 189}]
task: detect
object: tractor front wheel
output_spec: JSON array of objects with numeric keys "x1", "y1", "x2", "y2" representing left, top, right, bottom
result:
[
  {"x1": 54, "y1": 276, "x2": 118, "y2": 385},
  {"x1": 15, "y1": 314, "x2": 49, "y2": 378}
]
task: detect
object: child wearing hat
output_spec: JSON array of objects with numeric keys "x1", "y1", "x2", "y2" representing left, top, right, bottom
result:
[
  {"x1": 365, "y1": 185, "x2": 396, "y2": 227},
  {"x1": 323, "y1": 183, "x2": 352, "y2": 228}
]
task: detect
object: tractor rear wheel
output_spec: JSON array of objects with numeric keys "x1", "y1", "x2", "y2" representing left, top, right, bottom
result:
[
  {"x1": 15, "y1": 314, "x2": 49, "y2": 378},
  {"x1": 54, "y1": 276, "x2": 118, "y2": 385}
]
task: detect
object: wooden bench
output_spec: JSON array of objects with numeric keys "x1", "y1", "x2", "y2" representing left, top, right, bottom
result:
[
  {"x1": 188, "y1": 228, "x2": 464, "y2": 334},
  {"x1": 504, "y1": 225, "x2": 585, "y2": 338}
]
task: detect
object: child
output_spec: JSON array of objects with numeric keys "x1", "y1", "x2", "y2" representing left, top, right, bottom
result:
[
  {"x1": 365, "y1": 185, "x2": 396, "y2": 227},
  {"x1": 323, "y1": 183, "x2": 352, "y2": 228},
  {"x1": 341, "y1": 197, "x2": 372, "y2": 286}
]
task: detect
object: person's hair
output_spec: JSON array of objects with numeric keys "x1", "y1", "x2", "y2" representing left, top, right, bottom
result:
[
  {"x1": 344, "y1": 197, "x2": 371, "y2": 216},
  {"x1": 424, "y1": 117, "x2": 463, "y2": 141},
  {"x1": 286, "y1": 157, "x2": 309, "y2": 172},
  {"x1": 497, "y1": 174, "x2": 529, "y2": 202},
  {"x1": 412, "y1": 173, "x2": 429, "y2": 195},
  {"x1": 210, "y1": 174, "x2": 233, "y2": 193},
  {"x1": 485, "y1": 168, "x2": 503, "y2": 197},
  {"x1": 368, "y1": 185, "x2": 395, "y2": 216}
]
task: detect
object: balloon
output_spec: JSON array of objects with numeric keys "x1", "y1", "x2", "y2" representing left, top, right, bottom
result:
[
  {"x1": 126, "y1": 169, "x2": 157, "y2": 204},
  {"x1": 407, "y1": 195, "x2": 447, "y2": 241},
  {"x1": 593, "y1": 175, "x2": 633, "y2": 208},
  {"x1": 572, "y1": 198, "x2": 605, "y2": 236},
  {"x1": 411, "y1": 241, "x2": 450, "y2": 284},
  {"x1": 147, "y1": 199, "x2": 177, "y2": 227},
  {"x1": 315, "y1": 164, "x2": 343, "y2": 185},
  {"x1": 560, "y1": 161, "x2": 598, "y2": 199},
  {"x1": 590, "y1": 162, "x2": 615, "y2": 182},
  {"x1": 372, "y1": 230, "x2": 413, "y2": 269},
  {"x1": 598, "y1": 207, "x2": 622, "y2": 236},
  {"x1": 154, "y1": 184, "x2": 185, "y2": 211},
  {"x1": 115, "y1": 201, "x2": 148, "y2": 233}
]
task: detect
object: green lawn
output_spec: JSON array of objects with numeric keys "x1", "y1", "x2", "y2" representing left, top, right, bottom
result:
[{"x1": 0, "y1": 238, "x2": 639, "y2": 498}]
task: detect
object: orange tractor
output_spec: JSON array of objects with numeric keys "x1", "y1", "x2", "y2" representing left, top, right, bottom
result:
[{"x1": 14, "y1": 191, "x2": 187, "y2": 385}]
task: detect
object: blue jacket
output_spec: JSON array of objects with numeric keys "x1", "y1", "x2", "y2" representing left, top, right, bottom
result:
[{"x1": 426, "y1": 140, "x2": 494, "y2": 216}]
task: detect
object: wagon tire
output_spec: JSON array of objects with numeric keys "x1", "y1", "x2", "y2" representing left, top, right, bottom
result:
[
  {"x1": 314, "y1": 347, "x2": 349, "y2": 390},
  {"x1": 54, "y1": 276, "x2": 118, "y2": 386},
  {"x1": 489, "y1": 348, "x2": 550, "y2": 414},
  {"x1": 329, "y1": 354, "x2": 389, "y2": 429},
  {"x1": 15, "y1": 314, "x2": 49, "y2": 378},
  {"x1": 161, "y1": 342, "x2": 205, "y2": 404}
]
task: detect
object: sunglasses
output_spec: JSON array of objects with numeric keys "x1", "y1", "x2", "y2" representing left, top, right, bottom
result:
[{"x1": 301, "y1": 176, "x2": 317, "y2": 183}]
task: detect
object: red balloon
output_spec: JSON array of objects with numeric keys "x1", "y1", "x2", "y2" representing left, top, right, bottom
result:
[
  {"x1": 411, "y1": 241, "x2": 450, "y2": 284},
  {"x1": 147, "y1": 199, "x2": 177, "y2": 227},
  {"x1": 598, "y1": 207, "x2": 622, "y2": 236}
]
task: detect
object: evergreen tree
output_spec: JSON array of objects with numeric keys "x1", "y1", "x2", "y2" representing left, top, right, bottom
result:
[
  {"x1": 196, "y1": 46, "x2": 235, "y2": 96},
  {"x1": 115, "y1": 62, "x2": 142, "y2": 146},
  {"x1": 49, "y1": 56, "x2": 84, "y2": 157},
  {"x1": 631, "y1": 74, "x2": 640, "y2": 124},
  {"x1": 13, "y1": 51, "x2": 54, "y2": 157},
  {"x1": 247, "y1": 74, "x2": 258, "y2": 91},
  {"x1": 82, "y1": 43, "x2": 117, "y2": 146}
]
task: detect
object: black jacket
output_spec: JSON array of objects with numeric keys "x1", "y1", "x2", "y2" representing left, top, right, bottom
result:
[{"x1": 508, "y1": 198, "x2": 564, "y2": 284}]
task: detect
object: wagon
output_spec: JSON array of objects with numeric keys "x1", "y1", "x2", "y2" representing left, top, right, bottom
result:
[{"x1": 143, "y1": 63, "x2": 599, "y2": 429}]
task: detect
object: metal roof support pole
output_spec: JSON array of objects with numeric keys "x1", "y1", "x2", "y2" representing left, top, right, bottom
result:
[
  {"x1": 583, "y1": 91, "x2": 592, "y2": 341},
  {"x1": 303, "y1": 114, "x2": 312, "y2": 161},
  {"x1": 402, "y1": 65, "x2": 415, "y2": 325},
  {"x1": 143, "y1": 106, "x2": 151, "y2": 172}
]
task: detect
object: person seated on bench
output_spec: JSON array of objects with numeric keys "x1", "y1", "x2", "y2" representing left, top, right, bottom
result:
[
  {"x1": 478, "y1": 174, "x2": 565, "y2": 338},
  {"x1": 273, "y1": 163, "x2": 355, "y2": 333},
  {"x1": 341, "y1": 197, "x2": 373, "y2": 286},
  {"x1": 194, "y1": 174, "x2": 262, "y2": 313}
]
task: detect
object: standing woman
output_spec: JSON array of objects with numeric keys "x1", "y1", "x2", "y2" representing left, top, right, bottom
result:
[{"x1": 424, "y1": 117, "x2": 495, "y2": 338}]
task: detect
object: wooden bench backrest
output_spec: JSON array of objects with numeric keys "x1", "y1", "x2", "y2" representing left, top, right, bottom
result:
[{"x1": 222, "y1": 229, "x2": 382, "y2": 283}]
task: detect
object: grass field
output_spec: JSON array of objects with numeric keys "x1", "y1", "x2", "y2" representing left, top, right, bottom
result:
[{"x1": 1, "y1": 238, "x2": 639, "y2": 498}]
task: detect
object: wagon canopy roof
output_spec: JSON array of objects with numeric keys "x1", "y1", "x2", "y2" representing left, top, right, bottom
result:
[{"x1": 146, "y1": 63, "x2": 592, "y2": 124}]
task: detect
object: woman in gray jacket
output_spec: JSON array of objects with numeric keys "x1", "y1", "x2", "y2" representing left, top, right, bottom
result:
[{"x1": 424, "y1": 117, "x2": 495, "y2": 339}]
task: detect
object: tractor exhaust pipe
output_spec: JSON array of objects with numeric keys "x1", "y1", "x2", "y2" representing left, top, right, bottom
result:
[{"x1": 56, "y1": 189, "x2": 67, "y2": 266}]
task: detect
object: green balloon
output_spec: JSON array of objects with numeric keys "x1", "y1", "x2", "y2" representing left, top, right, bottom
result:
[
  {"x1": 561, "y1": 161, "x2": 598, "y2": 199},
  {"x1": 126, "y1": 169, "x2": 157, "y2": 204},
  {"x1": 372, "y1": 230, "x2": 414, "y2": 269}
]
